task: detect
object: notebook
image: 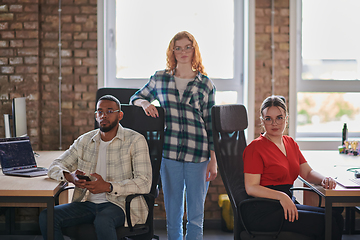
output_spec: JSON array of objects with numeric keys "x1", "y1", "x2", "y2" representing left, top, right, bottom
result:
[{"x1": 0, "y1": 136, "x2": 48, "y2": 177}]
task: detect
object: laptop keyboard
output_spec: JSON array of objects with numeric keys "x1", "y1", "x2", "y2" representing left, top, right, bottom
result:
[
  {"x1": 349, "y1": 178, "x2": 360, "y2": 186},
  {"x1": 11, "y1": 168, "x2": 47, "y2": 173}
]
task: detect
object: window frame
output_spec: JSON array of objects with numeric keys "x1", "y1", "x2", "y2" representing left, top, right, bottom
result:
[
  {"x1": 290, "y1": 0, "x2": 360, "y2": 150},
  {"x1": 100, "y1": 0, "x2": 245, "y2": 103}
]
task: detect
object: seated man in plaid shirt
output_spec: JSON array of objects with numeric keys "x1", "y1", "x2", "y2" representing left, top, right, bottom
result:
[{"x1": 39, "y1": 95, "x2": 152, "y2": 240}]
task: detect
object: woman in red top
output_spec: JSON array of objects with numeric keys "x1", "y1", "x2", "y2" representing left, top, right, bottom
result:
[{"x1": 243, "y1": 95, "x2": 343, "y2": 239}]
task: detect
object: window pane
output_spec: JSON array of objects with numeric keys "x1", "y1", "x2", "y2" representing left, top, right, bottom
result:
[
  {"x1": 302, "y1": 0, "x2": 360, "y2": 80},
  {"x1": 115, "y1": 0, "x2": 234, "y2": 79},
  {"x1": 297, "y1": 92, "x2": 360, "y2": 134},
  {"x1": 215, "y1": 91, "x2": 237, "y2": 105}
]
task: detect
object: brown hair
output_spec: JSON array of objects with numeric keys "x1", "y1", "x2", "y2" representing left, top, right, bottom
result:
[
  {"x1": 166, "y1": 31, "x2": 207, "y2": 75},
  {"x1": 260, "y1": 95, "x2": 287, "y2": 117}
]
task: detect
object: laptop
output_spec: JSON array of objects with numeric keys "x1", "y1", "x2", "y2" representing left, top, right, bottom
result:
[
  {"x1": 335, "y1": 176, "x2": 360, "y2": 188},
  {"x1": 0, "y1": 136, "x2": 48, "y2": 177}
]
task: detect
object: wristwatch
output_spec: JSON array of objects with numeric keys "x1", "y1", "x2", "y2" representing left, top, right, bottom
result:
[{"x1": 109, "y1": 182, "x2": 113, "y2": 193}]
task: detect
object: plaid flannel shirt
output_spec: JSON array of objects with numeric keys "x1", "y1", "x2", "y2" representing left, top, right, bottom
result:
[
  {"x1": 47, "y1": 124, "x2": 152, "y2": 226},
  {"x1": 130, "y1": 70, "x2": 216, "y2": 163}
]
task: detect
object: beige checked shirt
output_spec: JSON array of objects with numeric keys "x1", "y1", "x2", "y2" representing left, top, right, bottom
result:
[{"x1": 47, "y1": 124, "x2": 152, "y2": 226}]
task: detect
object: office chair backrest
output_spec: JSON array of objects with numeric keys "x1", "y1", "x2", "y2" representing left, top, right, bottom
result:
[
  {"x1": 211, "y1": 104, "x2": 249, "y2": 238},
  {"x1": 120, "y1": 105, "x2": 164, "y2": 195},
  {"x1": 94, "y1": 88, "x2": 139, "y2": 129}
]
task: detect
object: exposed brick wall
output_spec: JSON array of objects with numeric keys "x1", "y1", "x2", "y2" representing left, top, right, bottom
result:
[
  {"x1": 0, "y1": 0, "x2": 290, "y2": 224},
  {"x1": 0, "y1": 0, "x2": 97, "y2": 150},
  {"x1": 40, "y1": 0, "x2": 97, "y2": 150},
  {"x1": 0, "y1": 0, "x2": 41, "y2": 149},
  {"x1": 254, "y1": 0, "x2": 290, "y2": 138}
]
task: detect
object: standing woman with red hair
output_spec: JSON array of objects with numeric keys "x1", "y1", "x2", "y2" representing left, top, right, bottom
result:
[{"x1": 130, "y1": 31, "x2": 217, "y2": 240}]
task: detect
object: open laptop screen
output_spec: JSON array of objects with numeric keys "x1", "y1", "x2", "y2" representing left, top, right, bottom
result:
[{"x1": 0, "y1": 137, "x2": 36, "y2": 171}]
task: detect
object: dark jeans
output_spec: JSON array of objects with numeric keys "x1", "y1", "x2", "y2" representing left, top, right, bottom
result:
[
  {"x1": 242, "y1": 200, "x2": 344, "y2": 240},
  {"x1": 39, "y1": 201, "x2": 125, "y2": 240}
]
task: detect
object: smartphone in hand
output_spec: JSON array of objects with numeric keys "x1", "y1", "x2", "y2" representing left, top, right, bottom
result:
[{"x1": 76, "y1": 174, "x2": 91, "y2": 181}]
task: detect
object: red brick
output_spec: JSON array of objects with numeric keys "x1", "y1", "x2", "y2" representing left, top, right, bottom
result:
[
  {"x1": 62, "y1": 33, "x2": 72, "y2": 40},
  {"x1": 45, "y1": 66, "x2": 58, "y2": 74},
  {"x1": 73, "y1": 41, "x2": 82, "y2": 48},
  {"x1": 42, "y1": 41, "x2": 58, "y2": 48},
  {"x1": 16, "y1": 30, "x2": 39, "y2": 39},
  {"x1": 16, "y1": 13, "x2": 38, "y2": 21},
  {"x1": 61, "y1": 67, "x2": 73, "y2": 75},
  {"x1": 74, "y1": 66, "x2": 87, "y2": 74},
  {"x1": 0, "y1": 58, "x2": 8, "y2": 65},
  {"x1": 0, "y1": 22, "x2": 9, "y2": 30},
  {"x1": 44, "y1": 32, "x2": 58, "y2": 39},
  {"x1": 82, "y1": 58, "x2": 96, "y2": 66},
  {"x1": 74, "y1": 101, "x2": 88, "y2": 109},
  {"x1": 10, "y1": 22, "x2": 23, "y2": 29},
  {"x1": 0, "y1": 75, "x2": 9, "y2": 82},
  {"x1": 17, "y1": 48, "x2": 38, "y2": 56},
  {"x1": 0, "y1": 13, "x2": 14, "y2": 21},
  {"x1": 74, "y1": 15, "x2": 87, "y2": 23},
  {"x1": 63, "y1": 23, "x2": 82, "y2": 32},
  {"x1": 42, "y1": 58, "x2": 53, "y2": 65},
  {"x1": 74, "y1": 58, "x2": 82, "y2": 66},
  {"x1": 61, "y1": 15, "x2": 72, "y2": 23},
  {"x1": 83, "y1": 20, "x2": 95, "y2": 31},
  {"x1": 74, "y1": 32, "x2": 88, "y2": 40},
  {"x1": 9, "y1": 57, "x2": 23, "y2": 65},
  {"x1": 24, "y1": 39, "x2": 38, "y2": 47},
  {"x1": 61, "y1": 49, "x2": 72, "y2": 57},
  {"x1": 10, "y1": 40, "x2": 23, "y2": 47},
  {"x1": 81, "y1": 75, "x2": 96, "y2": 84},
  {"x1": 24, "y1": 5, "x2": 38, "y2": 12},
  {"x1": 62, "y1": 6, "x2": 80, "y2": 14},
  {"x1": 61, "y1": 58, "x2": 74, "y2": 66},
  {"x1": 0, "y1": 49, "x2": 14, "y2": 56},
  {"x1": 89, "y1": 50, "x2": 96, "y2": 57},
  {"x1": 88, "y1": 32, "x2": 96, "y2": 40},
  {"x1": 24, "y1": 56, "x2": 38, "y2": 64},
  {"x1": 9, "y1": 5, "x2": 23, "y2": 12},
  {"x1": 0, "y1": 5, "x2": 9, "y2": 11},
  {"x1": 82, "y1": 41, "x2": 96, "y2": 48},
  {"x1": 1, "y1": 66, "x2": 15, "y2": 74},
  {"x1": 15, "y1": 66, "x2": 37, "y2": 73},
  {"x1": 74, "y1": 50, "x2": 87, "y2": 57},
  {"x1": 88, "y1": 67, "x2": 97, "y2": 75},
  {"x1": 44, "y1": 49, "x2": 58, "y2": 57},
  {"x1": 9, "y1": 75, "x2": 23, "y2": 82},
  {"x1": 0, "y1": 41, "x2": 8, "y2": 47},
  {"x1": 1, "y1": 31, "x2": 15, "y2": 39},
  {"x1": 80, "y1": 6, "x2": 96, "y2": 14},
  {"x1": 82, "y1": 92, "x2": 95, "y2": 101}
]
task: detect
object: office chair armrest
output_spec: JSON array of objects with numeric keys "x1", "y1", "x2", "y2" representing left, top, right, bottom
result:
[
  {"x1": 125, "y1": 193, "x2": 155, "y2": 231},
  {"x1": 290, "y1": 187, "x2": 322, "y2": 207},
  {"x1": 239, "y1": 197, "x2": 285, "y2": 238},
  {"x1": 54, "y1": 182, "x2": 74, "y2": 206}
]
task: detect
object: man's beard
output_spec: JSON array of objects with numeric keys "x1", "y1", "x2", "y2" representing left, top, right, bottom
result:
[{"x1": 99, "y1": 118, "x2": 119, "y2": 132}]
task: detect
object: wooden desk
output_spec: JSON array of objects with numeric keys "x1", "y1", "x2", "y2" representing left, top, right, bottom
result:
[
  {"x1": 0, "y1": 151, "x2": 66, "y2": 240},
  {"x1": 301, "y1": 150, "x2": 360, "y2": 240}
]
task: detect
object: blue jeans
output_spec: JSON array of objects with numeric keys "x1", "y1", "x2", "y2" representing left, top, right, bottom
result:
[
  {"x1": 39, "y1": 201, "x2": 125, "y2": 240},
  {"x1": 160, "y1": 158, "x2": 209, "y2": 240}
]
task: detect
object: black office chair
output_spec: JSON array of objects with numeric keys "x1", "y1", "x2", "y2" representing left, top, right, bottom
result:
[
  {"x1": 94, "y1": 87, "x2": 139, "y2": 129},
  {"x1": 55, "y1": 105, "x2": 164, "y2": 240},
  {"x1": 211, "y1": 104, "x2": 320, "y2": 240}
]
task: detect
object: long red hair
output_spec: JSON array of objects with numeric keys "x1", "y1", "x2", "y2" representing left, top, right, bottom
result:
[{"x1": 166, "y1": 31, "x2": 207, "y2": 75}]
